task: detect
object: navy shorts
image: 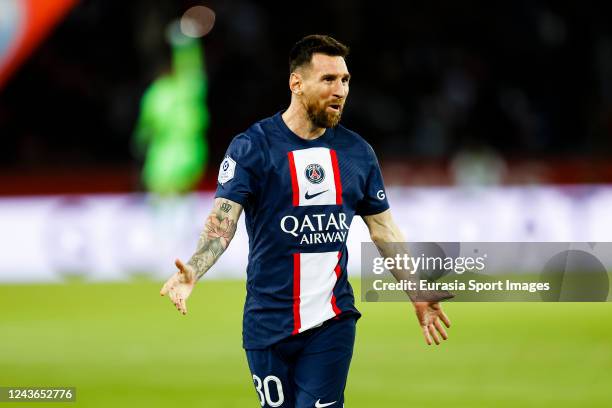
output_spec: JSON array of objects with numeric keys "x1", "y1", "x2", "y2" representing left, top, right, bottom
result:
[{"x1": 246, "y1": 315, "x2": 357, "y2": 408}]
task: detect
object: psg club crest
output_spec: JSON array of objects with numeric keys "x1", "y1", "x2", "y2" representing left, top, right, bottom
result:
[{"x1": 305, "y1": 163, "x2": 325, "y2": 184}]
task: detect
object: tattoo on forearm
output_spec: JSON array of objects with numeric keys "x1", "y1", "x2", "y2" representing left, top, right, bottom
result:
[
  {"x1": 220, "y1": 202, "x2": 232, "y2": 213},
  {"x1": 187, "y1": 201, "x2": 238, "y2": 280}
]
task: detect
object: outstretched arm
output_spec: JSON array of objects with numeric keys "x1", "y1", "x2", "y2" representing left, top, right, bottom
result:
[
  {"x1": 187, "y1": 197, "x2": 242, "y2": 279},
  {"x1": 160, "y1": 197, "x2": 243, "y2": 314},
  {"x1": 362, "y1": 209, "x2": 452, "y2": 345}
]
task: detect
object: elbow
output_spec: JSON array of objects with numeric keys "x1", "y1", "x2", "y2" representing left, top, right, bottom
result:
[
  {"x1": 369, "y1": 232, "x2": 385, "y2": 244},
  {"x1": 370, "y1": 227, "x2": 402, "y2": 244}
]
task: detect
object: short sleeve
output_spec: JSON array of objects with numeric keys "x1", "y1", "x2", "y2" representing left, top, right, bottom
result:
[
  {"x1": 215, "y1": 133, "x2": 261, "y2": 206},
  {"x1": 355, "y1": 144, "x2": 390, "y2": 216}
]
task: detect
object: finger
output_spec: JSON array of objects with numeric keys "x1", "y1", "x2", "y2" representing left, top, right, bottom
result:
[
  {"x1": 439, "y1": 310, "x2": 451, "y2": 328},
  {"x1": 175, "y1": 258, "x2": 186, "y2": 274},
  {"x1": 161, "y1": 277, "x2": 177, "y2": 296},
  {"x1": 182, "y1": 298, "x2": 188, "y2": 314},
  {"x1": 421, "y1": 325, "x2": 432, "y2": 345},
  {"x1": 428, "y1": 324, "x2": 440, "y2": 345},
  {"x1": 176, "y1": 297, "x2": 183, "y2": 313},
  {"x1": 160, "y1": 279, "x2": 174, "y2": 296},
  {"x1": 434, "y1": 319, "x2": 448, "y2": 340}
]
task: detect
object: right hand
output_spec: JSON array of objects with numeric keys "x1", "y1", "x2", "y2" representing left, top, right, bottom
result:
[
  {"x1": 413, "y1": 301, "x2": 451, "y2": 346},
  {"x1": 160, "y1": 259, "x2": 196, "y2": 315}
]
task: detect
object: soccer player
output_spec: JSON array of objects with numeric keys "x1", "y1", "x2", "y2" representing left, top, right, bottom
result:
[{"x1": 160, "y1": 34, "x2": 451, "y2": 407}]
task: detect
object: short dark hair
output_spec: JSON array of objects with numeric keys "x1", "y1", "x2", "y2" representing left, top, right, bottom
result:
[{"x1": 289, "y1": 34, "x2": 350, "y2": 73}]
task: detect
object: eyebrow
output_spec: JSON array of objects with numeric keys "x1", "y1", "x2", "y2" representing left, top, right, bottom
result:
[{"x1": 321, "y1": 73, "x2": 351, "y2": 80}]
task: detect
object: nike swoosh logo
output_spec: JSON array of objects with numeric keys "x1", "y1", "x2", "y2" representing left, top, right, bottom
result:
[
  {"x1": 315, "y1": 400, "x2": 337, "y2": 408},
  {"x1": 304, "y1": 190, "x2": 329, "y2": 200}
]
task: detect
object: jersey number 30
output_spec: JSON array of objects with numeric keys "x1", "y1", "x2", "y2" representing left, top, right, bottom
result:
[{"x1": 253, "y1": 374, "x2": 284, "y2": 407}]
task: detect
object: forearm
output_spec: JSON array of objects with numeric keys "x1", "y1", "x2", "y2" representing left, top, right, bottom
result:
[
  {"x1": 370, "y1": 221, "x2": 405, "y2": 245},
  {"x1": 370, "y1": 223, "x2": 418, "y2": 299},
  {"x1": 364, "y1": 210, "x2": 407, "y2": 263},
  {"x1": 364, "y1": 210, "x2": 453, "y2": 303},
  {"x1": 364, "y1": 210, "x2": 414, "y2": 287},
  {"x1": 187, "y1": 198, "x2": 242, "y2": 280}
]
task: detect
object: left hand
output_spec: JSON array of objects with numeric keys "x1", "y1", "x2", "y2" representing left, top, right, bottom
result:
[
  {"x1": 160, "y1": 259, "x2": 197, "y2": 315},
  {"x1": 413, "y1": 301, "x2": 451, "y2": 345}
]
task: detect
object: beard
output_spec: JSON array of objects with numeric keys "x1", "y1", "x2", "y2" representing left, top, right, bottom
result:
[{"x1": 304, "y1": 98, "x2": 344, "y2": 128}]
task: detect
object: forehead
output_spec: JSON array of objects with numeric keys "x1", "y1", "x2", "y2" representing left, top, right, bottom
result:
[{"x1": 307, "y1": 53, "x2": 349, "y2": 76}]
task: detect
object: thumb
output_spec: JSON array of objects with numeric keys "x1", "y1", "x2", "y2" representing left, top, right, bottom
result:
[
  {"x1": 175, "y1": 258, "x2": 186, "y2": 274},
  {"x1": 175, "y1": 258, "x2": 195, "y2": 282}
]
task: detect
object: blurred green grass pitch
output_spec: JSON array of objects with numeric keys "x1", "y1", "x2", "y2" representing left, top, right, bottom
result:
[{"x1": 1, "y1": 280, "x2": 611, "y2": 408}]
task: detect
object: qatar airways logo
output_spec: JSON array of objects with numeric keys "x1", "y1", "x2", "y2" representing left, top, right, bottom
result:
[{"x1": 280, "y1": 212, "x2": 349, "y2": 245}]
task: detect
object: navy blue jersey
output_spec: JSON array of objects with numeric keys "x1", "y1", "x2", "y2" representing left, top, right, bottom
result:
[{"x1": 215, "y1": 112, "x2": 389, "y2": 349}]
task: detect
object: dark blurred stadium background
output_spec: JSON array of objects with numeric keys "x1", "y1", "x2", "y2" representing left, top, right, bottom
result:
[{"x1": 3, "y1": 0, "x2": 612, "y2": 194}]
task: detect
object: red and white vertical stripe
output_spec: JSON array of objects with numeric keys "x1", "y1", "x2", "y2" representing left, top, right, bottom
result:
[{"x1": 292, "y1": 251, "x2": 343, "y2": 335}]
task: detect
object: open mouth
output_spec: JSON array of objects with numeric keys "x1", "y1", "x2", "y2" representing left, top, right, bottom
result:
[{"x1": 327, "y1": 104, "x2": 341, "y2": 112}]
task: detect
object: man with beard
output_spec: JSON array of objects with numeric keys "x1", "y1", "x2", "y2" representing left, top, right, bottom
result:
[{"x1": 160, "y1": 34, "x2": 452, "y2": 407}]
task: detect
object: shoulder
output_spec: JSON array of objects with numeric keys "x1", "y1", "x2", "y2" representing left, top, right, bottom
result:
[
  {"x1": 334, "y1": 124, "x2": 378, "y2": 161},
  {"x1": 232, "y1": 114, "x2": 277, "y2": 147},
  {"x1": 228, "y1": 116, "x2": 267, "y2": 148},
  {"x1": 225, "y1": 115, "x2": 277, "y2": 165}
]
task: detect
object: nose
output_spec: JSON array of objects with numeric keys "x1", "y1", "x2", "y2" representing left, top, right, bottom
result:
[{"x1": 332, "y1": 79, "x2": 347, "y2": 99}]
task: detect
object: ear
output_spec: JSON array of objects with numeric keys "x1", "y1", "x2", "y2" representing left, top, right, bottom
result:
[{"x1": 289, "y1": 72, "x2": 303, "y2": 96}]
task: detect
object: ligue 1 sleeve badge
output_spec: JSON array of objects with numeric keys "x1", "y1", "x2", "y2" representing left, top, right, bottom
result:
[
  {"x1": 305, "y1": 163, "x2": 325, "y2": 184},
  {"x1": 218, "y1": 155, "x2": 236, "y2": 185}
]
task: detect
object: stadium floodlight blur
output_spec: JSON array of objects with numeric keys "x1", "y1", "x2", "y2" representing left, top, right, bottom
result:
[{"x1": 0, "y1": 0, "x2": 78, "y2": 90}]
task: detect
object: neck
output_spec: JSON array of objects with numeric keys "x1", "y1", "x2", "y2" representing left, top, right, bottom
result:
[{"x1": 281, "y1": 99, "x2": 326, "y2": 140}]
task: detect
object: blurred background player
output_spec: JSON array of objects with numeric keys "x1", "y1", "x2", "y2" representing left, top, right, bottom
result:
[
  {"x1": 133, "y1": 21, "x2": 210, "y2": 274},
  {"x1": 133, "y1": 22, "x2": 209, "y2": 196}
]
